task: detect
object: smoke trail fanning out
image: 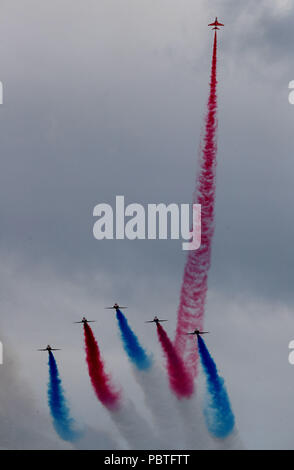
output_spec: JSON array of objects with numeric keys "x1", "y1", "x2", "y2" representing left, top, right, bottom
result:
[
  {"x1": 116, "y1": 311, "x2": 183, "y2": 447},
  {"x1": 83, "y1": 323, "x2": 157, "y2": 449},
  {"x1": 132, "y1": 365, "x2": 185, "y2": 448},
  {"x1": 197, "y1": 335, "x2": 235, "y2": 439},
  {"x1": 47, "y1": 351, "x2": 81, "y2": 442},
  {"x1": 156, "y1": 323, "x2": 194, "y2": 399},
  {"x1": 175, "y1": 31, "x2": 219, "y2": 377},
  {"x1": 116, "y1": 309, "x2": 152, "y2": 370},
  {"x1": 83, "y1": 322, "x2": 121, "y2": 410}
]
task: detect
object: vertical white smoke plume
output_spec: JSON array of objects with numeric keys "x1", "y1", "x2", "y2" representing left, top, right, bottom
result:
[
  {"x1": 133, "y1": 364, "x2": 185, "y2": 448},
  {"x1": 110, "y1": 398, "x2": 159, "y2": 449}
]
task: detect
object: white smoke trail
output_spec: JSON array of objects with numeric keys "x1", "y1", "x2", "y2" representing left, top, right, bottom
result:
[
  {"x1": 74, "y1": 426, "x2": 121, "y2": 450},
  {"x1": 133, "y1": 361, "x2": 216, "y2": 450},
  {"x1": 176, "y1": 396, "x2": 212, "y2": 449},
  {"x1": 210, "y1": 429, "x2": 244, "y2": 450},
  {"x1": 110, "y1": 398, "x2": 158, "y2": 450},
  {"x1": 175, "y1": 377, "x2": 243, "y2": 450},
  {"x1": 133, "y1": 364, "x2": 185, "y2": 449}
]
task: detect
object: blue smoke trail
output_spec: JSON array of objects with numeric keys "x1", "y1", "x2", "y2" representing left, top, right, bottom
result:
[
  {"x1": 48, "y1": 351, "x2": 81, "y2": 442},
  {"x1": 197, "y1": 335, "x2": 235, "y2": 438},
  {"x1": 116, "y1": 309, "x2": 152, "y2": 370}
]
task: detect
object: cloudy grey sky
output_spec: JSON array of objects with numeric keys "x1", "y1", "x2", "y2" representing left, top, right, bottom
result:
[{"x1": 0, "y1": 0, "x2": 294, "y2": 449}]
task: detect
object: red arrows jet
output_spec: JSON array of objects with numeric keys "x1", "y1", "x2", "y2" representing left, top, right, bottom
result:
[
  {"x1": 37, "y1": 345, "x2": 61, "y2": 352},
  {"x1": 74, "y1": 316, "x2": 96, "y2": 324},
  {"x1": 105, "y1": 303, "x2": 128, "y2": 311},
  {"x1": 145, "y1": 316, "x2": 168, "y2": 325},
  {"x1": 208, "y1": 17, "x2": 224, "y2": 30},
  {"x1": 185, "y1": 329, "x2": 209, "y2": 336}
]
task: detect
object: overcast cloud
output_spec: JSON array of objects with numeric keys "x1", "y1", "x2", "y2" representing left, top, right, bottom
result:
[{"x1": 0, "y1": 0, "x2": 294, "y2": 449}]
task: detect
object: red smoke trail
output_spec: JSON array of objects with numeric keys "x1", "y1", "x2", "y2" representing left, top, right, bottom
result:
[
  {"x1": 83, "y1": 322, "x2": 121, "y2": 410},
  {"x1": 175, "y1": 31, "x2": 219, "y2": 377},
  {"x1": 156, "y1": 323, "x2": 194, "y2": 399}
]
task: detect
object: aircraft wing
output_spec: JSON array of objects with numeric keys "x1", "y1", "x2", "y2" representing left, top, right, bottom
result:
[
  {"x1": 105, "y1": 306, "x2": 128, "y2": 309},
  {"x1": 37, "y1": 348, "x2": 47, "y2": 351},
  {"x1": 159, "y1": 320, "x2": 168, "y2": 322},
  {"x1": 208, "y1": 20, "x2": 224, "y2": 26},
  {"x1": 145, "y1": 321, "x2": 155, "y2": 323},
  {"x1": 74, "y1": 320, "x2": 96, "y2": 323},
  {"x1": 51, "y1": 348, "x2": 61, "y2": 350}
]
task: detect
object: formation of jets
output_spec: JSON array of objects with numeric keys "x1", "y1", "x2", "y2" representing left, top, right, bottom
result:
[
  {"x1": 38, "y1": 306, "x2": 210, "y2": 352},
  {"x1": 37, "y1": 303, "x2": 209, "y2": 352},
  {"x1": 37, "y1": 17, "x2": 223, "y2": 354},
  {"x1": 38, "y1": 17, "x2": 224, "y2": 352}
]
